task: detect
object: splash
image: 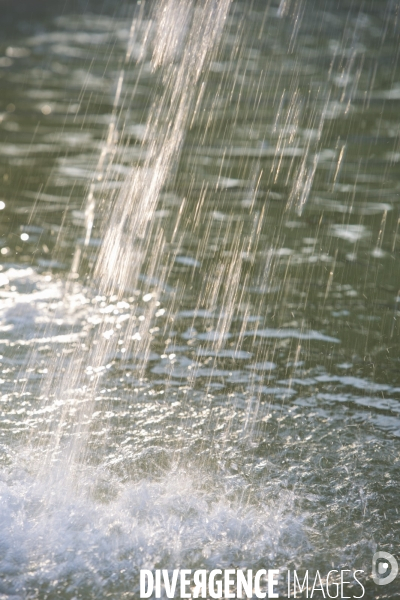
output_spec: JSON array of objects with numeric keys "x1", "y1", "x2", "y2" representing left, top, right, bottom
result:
[{"x1": 0, "y1": 465, "x2": 304, "y2": 598}]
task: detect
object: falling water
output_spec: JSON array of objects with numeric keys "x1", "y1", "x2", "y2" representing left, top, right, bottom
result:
[
  {"x1": 28, "y1": 0, "x2": 233, "y2": 482},
  {"x1": 0, "y1": 0, "x2": 400, "y2": 598}
]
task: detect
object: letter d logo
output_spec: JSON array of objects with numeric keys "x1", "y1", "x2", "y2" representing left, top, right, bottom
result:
[{"x1": 372, "y1": 552, "x2": 398, "y2": 586}]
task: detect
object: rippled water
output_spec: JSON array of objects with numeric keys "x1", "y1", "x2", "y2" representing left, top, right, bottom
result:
[{"x1": 0, "y1": 1, "x2": 400, "y2": 598}]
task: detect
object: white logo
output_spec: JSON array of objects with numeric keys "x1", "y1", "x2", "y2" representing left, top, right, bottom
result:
[{"x1": 372, "y1": 552, "x2": 398, "y2": 586}]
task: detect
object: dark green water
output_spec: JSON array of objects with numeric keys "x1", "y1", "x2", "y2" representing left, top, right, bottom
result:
[{"x1": 0, "y1": 0, "x2": 399, "y2": 598}]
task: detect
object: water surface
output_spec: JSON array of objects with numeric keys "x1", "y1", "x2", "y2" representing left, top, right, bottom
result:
[{"x1": 0, "y1": 0, "x2": 400, "y2": 598}]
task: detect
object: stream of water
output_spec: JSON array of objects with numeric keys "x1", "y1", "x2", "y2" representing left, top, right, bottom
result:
[{"x1": 0, "y1": 0, "x2": 400, "y2": 598}]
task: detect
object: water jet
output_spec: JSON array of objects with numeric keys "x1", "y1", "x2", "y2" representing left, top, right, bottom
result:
[{"x1": 0, "y1": 1, "x2": 399, "y2": 597}]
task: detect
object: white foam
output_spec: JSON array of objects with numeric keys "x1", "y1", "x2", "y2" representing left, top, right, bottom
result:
[{"x1": 0, "y1": 465, "x2": 304, "y2": 597}]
